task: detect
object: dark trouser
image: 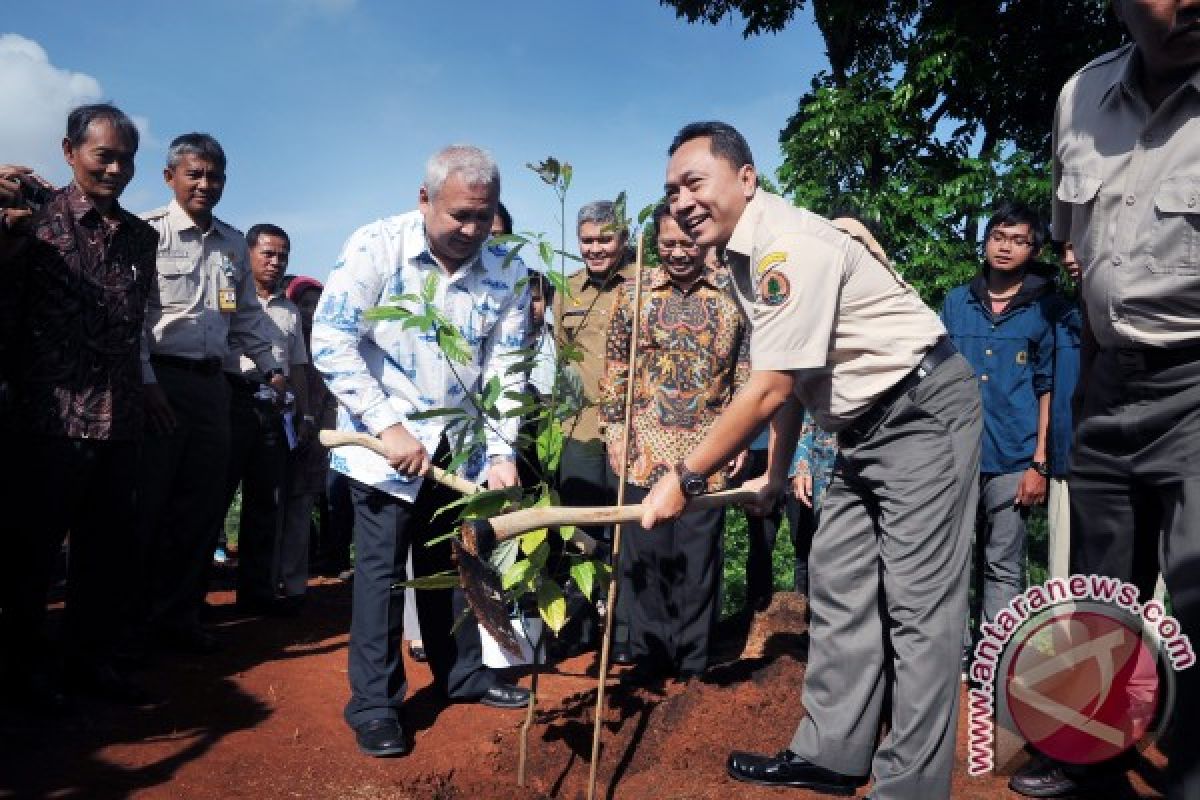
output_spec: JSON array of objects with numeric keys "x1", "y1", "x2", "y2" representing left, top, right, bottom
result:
[
  {"x1": 620, "y1": 482, "x2": 723, "y2": 676},
  {"x1": 558, "y1": 437, "x2": 619, "y2": 649},
  {"x1": 316, "y1": 470, "x2": 354, "y2": 575},
  {"x1": 221, "y1": 379, "x2": 287, "y2": 602},
  {"x1": 343, "y1": 454, "x2": 495, "y2": 728},
  {"x1": 0, "y1": 436, "x2": 138, "y2": 676},
  {"x1": 1069, "y1": 348, "x2": 1200, "y2": 799},
  {"x1": 788, "y1": 355, "x2": 981, "y2": 800},
  {"x1": 134, "y1": 363, "x2": 231, "y2": 633},
  {"x1": 743, "y1": 449, "x2": 814, "y2": 607}
]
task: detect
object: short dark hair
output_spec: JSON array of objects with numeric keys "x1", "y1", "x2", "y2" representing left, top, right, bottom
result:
[
  {"x1": 668, "y1": 121, "x2": 754, "y2": 169},
  {"x1": 494, "y1": 201, "x2": 513, "y2": 235},
  {"x1": 167, "y1": 132, "x2": 227, "y2": 172},
  {"x1": 528, "y1": 271, "x2": 555, "y2": 304},
  {"x1": 66, "y1": 103, "x2": 140, "y2": 150},
  {"x1": 246, "y1": 223, "x2": 290, "y2": 249},
  {"x1": 984, "y1": 201, "x2": 1046, "y2": 252}
]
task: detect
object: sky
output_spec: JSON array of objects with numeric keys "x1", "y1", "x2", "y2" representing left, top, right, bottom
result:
[{"x1": 3, "y1": 0, "x2": 826, "y2": 282}]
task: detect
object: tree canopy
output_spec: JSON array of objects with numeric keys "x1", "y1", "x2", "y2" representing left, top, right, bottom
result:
[{"x1": 659, "y1": 0, "x2": 1124, "y2": 304}]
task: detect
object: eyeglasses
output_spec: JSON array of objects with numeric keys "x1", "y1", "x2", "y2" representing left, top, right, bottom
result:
[
  {"x1": 658, "y1": 239, "x2": 698, "y2": 253},
  {"x1": 988, "y1": 231, "x2": 1035, "y2": 248}
]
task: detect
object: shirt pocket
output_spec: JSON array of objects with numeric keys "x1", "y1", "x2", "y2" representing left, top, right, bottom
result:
[
  {"x1": 1055, "y1": 171, "x2": 1103, "y2": 263},
  {"x1": 155, "y1": 255, "x2": 197, "y2": 306},
  {"x1": 1150, "y1": 178, "x2": 1200, "y2": 276}
]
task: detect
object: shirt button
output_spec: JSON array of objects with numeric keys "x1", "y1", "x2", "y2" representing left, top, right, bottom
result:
[
  {"x1": 981, "y1": 375, "x2": 989, "y2": 382},
  {"x1": 1190, "y1": 196, "x2": 1197, "y2": 209},
  {"x1": 1125, "y1": 194, "x2": 1136, "y2": 206},
  {"x1": 985, "y1": 349, "x2": 993, "y2": 356},
  {"x1": 1113, "y1": 256, "x2": 1123, "y2": 266}
]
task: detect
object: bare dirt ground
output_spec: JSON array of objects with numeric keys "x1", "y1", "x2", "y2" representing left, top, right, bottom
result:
[{"x1": 0, "y1": 582, "x2": 1166, "y2": 799}]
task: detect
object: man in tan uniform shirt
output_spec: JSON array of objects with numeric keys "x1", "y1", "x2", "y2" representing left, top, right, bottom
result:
[
  {"x1": 135, "y1": 133, "x2": 283, "y2": 653},
  {"x1": 640, "y1": 121, "x2": 982, "y2": 799},
  {"x1": 552, "y1": 200, "x2": 635, "y2": 657},
  {"x1": 1011, "y1": 3, "x2": 1200, "y2": 798}
]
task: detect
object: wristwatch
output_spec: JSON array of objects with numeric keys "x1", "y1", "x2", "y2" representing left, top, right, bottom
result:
[
  {"x1": 1030, "y1": 460, "x2": 1049, "y2": 478},
  {"x1": 675, "y1": 462, "x2": 709, "y2": 498}
]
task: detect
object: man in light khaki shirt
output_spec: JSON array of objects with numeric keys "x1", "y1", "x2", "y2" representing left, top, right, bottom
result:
[
  {"x1": 1011, "y1": 4, "x2": 1200, "y2": 798},
  {"x1": 640, "y1": 121, "x2": 982, "y2": 799},
  {"x1": 552, "y1": 200, "x2": 635, "y2": 657},
  {"x1": 133, "y1": 133, "x2": 284, "y2": 654},
  {"x1": 220, "y1": 223, "x2": 313, "y2": 617}
]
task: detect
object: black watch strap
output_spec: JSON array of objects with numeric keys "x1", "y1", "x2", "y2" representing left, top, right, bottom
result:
[
  {"x1": 1030, "y1": 460, "x2": 1049, "y2": 478},
  {"x1": 676, "y1": 462, "x2": 709, "y2": 497}
]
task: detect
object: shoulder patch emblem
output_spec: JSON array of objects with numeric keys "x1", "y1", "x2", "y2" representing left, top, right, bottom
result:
[
  {"x1": 758, "y1": 271, "x2": 791, "y2": 307},
  {"x1": 757, "y1": 251, "x2": 787, "y2": 276},
  {"x1": 1016, "y1": 350, "x2": 1027, "y2": 365}
]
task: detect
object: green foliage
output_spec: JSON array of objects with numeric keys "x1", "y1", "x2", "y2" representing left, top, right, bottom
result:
[{"x1": 659, "y1": 0, "x2": 1124, "y2": 308}]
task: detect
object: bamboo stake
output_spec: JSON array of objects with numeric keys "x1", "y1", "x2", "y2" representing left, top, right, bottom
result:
[{"x1": 587, "y1": 231, "x2": 646, "y2": 800}]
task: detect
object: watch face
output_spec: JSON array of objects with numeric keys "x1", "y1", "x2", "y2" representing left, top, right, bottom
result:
[{"x1": 683, "y1": 475, "x2": 707, "y2": 496}]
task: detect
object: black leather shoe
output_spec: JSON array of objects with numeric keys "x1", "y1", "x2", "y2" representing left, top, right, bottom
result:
[
  {"x1": 1008, "y1": 757, "x2": 1082, "y2": 798},
  {"x1": 479, "y1": 682, "x2": 530, "y2": 709},
  {"x1": 354, "y1": 718, "x2": 408, "y2": 757},
  {"x1": 611, "y1": 644, "x2": 635, "y2": 666},
  {"x1": 726, "y1": 750, "x2": 860, "y2": 794}
]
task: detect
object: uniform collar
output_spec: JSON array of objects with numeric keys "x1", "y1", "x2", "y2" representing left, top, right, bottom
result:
[
  {"x1": 166, "y1": 198, "x2": 230, "y2": 239},
  {"x1": 581, "y1": 260, "x2": 633, "y2": 290},
  {"x1": 725, "y1": 189, "x2": 766, "y2": 259},
  {"x1": 1100, "y1": 43, "x2": 1200, "y2": 109}
]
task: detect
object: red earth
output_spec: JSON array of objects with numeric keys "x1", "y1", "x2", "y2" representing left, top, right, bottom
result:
[{"x1": 0, "y1": 582, "x2": 1166, "y2": 799}]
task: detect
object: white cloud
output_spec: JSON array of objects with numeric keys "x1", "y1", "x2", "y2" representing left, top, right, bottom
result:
[{"x1": 0, "y1": 34, "x2": 109, "y2": 181}]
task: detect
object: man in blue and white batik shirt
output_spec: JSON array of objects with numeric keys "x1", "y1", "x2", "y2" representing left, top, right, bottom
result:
[{"x1": 312, "y1": 145, "x2": 532, "y2": 759}]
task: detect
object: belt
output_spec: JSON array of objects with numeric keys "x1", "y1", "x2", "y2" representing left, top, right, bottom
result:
[
  {"x1": 1111, "y1": 343, "x2": 1200, "y2": 373},
  {"x1": 151, "y1": 354, "x2": 223, "y2": 375},
  {"x1": 839, "y1": 336, "x2": 958, "y2": 448}
]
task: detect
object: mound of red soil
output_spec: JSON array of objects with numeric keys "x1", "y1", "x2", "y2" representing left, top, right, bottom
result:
[{"x1": 0, "y1": 582, "x2": 1165, "y2": 799}]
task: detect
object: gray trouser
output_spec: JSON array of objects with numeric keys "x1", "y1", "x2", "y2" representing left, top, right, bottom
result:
[
  {"x1": 963, "y1": 471, "x2": 1027, "y2": 650},
  {"x1": 277, "y1": 491, "x2": 315, "y2": 597},
  {"x1": 1069, "y1": 348, "x2": 1200, "y2": 800},
  {"x1": 788, "y1": 354, "x2": 981, "y2": 800}
]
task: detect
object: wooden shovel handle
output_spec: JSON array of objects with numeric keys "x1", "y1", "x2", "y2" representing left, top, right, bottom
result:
[
  {"x1": 488, "y1": 487, "x2": 760, "y2": 543},
  {"x1": 317, "y1": 429, "x2": 481, "y2": 496}
]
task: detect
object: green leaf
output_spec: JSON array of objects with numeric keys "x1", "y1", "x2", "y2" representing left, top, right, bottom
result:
[
  {"x1": 363, "y1": 306, "x2": 415, "y2": 322},
  {"x1": 569, "y1": 560, "x2": 597, "y2": 600},
  {"x1": 501, "y1": 240, "x2": 527, "y2": 270},
  {"x1": 519, "y1": 527, "x2": 548, "y2": 555},
  {"x1": 637, "y1": 201, "x2": 657, "y2": 225},
  {"x1": 545, "y1": 269, "x2": 569, "y2": 301},
  {"x1": 436, "y1": 325, "x2": 472, "y2": 365},
  {"x1": 538, "y1": 239, "x2": 554, "y2": 269},
  {"x1": 561, "y1": 162, "x2": 573, "y2": 191},
  {"x1": 536, "y1": 579, "x2": 567, "y2": 634},
  {"x1": 536, "y1": 418, "x2": 564, "y2": 473},
  {"x1": 488, "y1": 233, "x2": 526, "y2": 246},
  {"x1": 557, "y1": 523, "x2": 577, "y2": 543},
  {"x1": 395, "y1": 571, "x2": 460, "y2": 591},
  {"x1": 421, "y1": 272, "x2": 439, "y2": 303},
  {"x1": 525, "y1": 537, "x2": 550, "y2": 569},
  {"x1": 501, "y1": 558, "x2": 538, "y2": 591}
]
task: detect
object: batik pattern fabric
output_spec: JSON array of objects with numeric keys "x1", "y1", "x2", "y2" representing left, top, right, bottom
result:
[
  {"x1": 600, "y1": 265, "x2": 750, "y2": 489},
  {"x1": 1, "y1": 183, "x2": 158, "y2": 440},
  {"x1": 789, "y1": 409, "x2": 839, "y2": 511},
  {"x1": 310, "y1": 210, "x2": 529, "y2": 502}
]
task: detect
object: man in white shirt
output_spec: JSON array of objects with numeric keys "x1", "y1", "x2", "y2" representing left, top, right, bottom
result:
[{"x1": 312, "y1": 145, "x2": 531, "y2": 759}]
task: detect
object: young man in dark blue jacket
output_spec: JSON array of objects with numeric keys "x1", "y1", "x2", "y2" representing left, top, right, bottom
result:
[{"x1": 941, "y1": 202, "x2": 1059, "y2": 668}]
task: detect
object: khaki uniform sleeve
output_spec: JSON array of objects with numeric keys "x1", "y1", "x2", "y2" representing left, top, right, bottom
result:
[{"x1": 748, "y1": 233, "x2": 841, "y2": 372}]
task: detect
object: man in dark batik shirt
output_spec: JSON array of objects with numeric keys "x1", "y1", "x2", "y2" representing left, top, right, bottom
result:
[
  {"x1": 600, "y1": 204, "x2": 750, "y2": 682},
  {"x1": 0, "y1": 104, "x2": 158, "y2": 709}
]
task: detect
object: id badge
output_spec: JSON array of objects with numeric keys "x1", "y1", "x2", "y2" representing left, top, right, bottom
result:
[{"x1": 218, "y1": 287, "x2": 237, "y2": 313}]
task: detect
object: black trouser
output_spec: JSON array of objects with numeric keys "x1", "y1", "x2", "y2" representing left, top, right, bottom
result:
[
  {"x1": 133, "y1": 363, "x2": 230, "y2": 633},
  {"x1": 343, "y1": 444, "x2": 495, "y2": 728},
  {"x1": 221, "y1": 377, "x2": 287, "y2": 602},
  {"x1": 742, "y1": 449, "x2": 815, "y2": 608},
  {"x1": 314, "y1": 471, "x2": 353, "y2": 575},
  {"x1": 620, "y1": 482, "x2": 723, "y2": 676},
  {"x1": 1069, "y1": 348, "x2": 1200, "y2": 799},
  {"x1": 0, "y1": 436, "x2": 137, "y2": 677},
  {"x1": 557, "y1": 438, "x2": 619, "y2": 649}
]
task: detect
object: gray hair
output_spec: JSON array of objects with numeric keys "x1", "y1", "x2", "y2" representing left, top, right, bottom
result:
[
  {"x1": 166, "y1": 132, "x2": 226, "y2": 171},
  {"x1": 577, "y1": 200, "x2": 626, "y2": 234},
  {"x1": 423, "y1": 144, "x2": 500, "y2": 200}
]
